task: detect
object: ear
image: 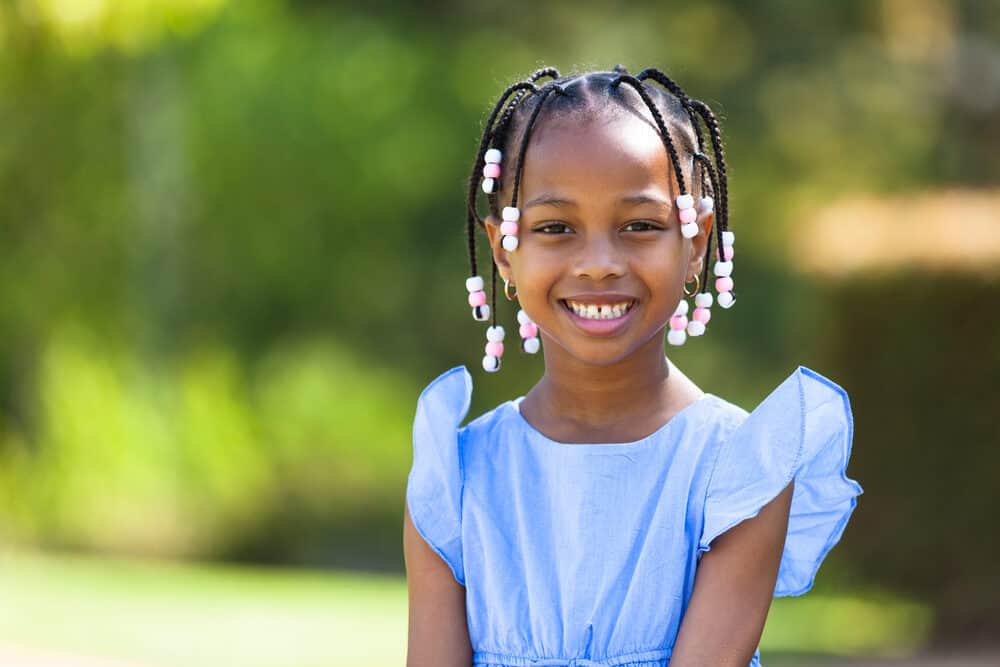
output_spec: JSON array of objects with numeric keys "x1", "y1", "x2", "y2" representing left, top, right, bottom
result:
[
  {"x1": 483, "y1": 213, "x2": 513, "y2": 282},
  {"x1": 688, "y1": 209, "x2": 715, "y2": 279}
]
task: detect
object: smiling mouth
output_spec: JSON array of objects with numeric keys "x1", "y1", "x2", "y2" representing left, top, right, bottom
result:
[{"x1": 559, "y1": 299, "x2": 637, "y2": 320}]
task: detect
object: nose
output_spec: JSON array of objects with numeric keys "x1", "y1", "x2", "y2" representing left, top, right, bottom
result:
[{"x1": 572, "y1": 233, "x2": 627, "y2": 282}]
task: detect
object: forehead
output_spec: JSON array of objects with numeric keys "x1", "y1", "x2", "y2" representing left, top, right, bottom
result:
[{"x1": 516, "y1": 110, "x2": 678, "y2": 204}]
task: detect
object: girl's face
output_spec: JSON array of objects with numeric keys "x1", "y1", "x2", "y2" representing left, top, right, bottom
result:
[{"x1": 486, "y1": 110, "x2": 713, "y2": 368}]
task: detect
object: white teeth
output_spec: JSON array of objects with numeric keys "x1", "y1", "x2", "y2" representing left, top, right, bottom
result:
[{"x1": 565, "y1": 300, "x2": 634, "y2": 319}]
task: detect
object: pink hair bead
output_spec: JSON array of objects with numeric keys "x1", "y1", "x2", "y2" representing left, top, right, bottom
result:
[
  {"x1": 519, "y1": 322, "x2": 538, "y2": 339},
  {"x1": 483, "y1": 163, "x2": 501, "y2": 179},
  {"x1": 485, "y1": 341, "x2": 504, "y2": 358},
  {"x1": 500, "y1": 220, "x2": 519, "y2": 236},
  {"x1": 670, "y1": 314, "x2": 688, "y2": 330},
  {"x1": 468, "y1": 290, "x2": 487, "y2": 307},
  {"x1": 715, "y1": 276, "x2": 734, "y2": 292},
  {"x1": 693, "y1": 307, "x2": 711, "y2": 323},
  {"x1": 717, "y1": 245, "x2": 734, "y2": 261},
  {"x1": 679, "y1": 208, "x2": 697, "y2": 224}
]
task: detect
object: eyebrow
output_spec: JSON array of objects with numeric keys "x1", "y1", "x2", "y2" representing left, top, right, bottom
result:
[{"x1": 522, "y1": 193, "x2": 672, "y2": 208}]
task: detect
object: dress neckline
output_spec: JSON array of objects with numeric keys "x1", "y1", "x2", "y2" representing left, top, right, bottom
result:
[{"x1": 508, "y1": 393, "x2": 717, "y2": 448}]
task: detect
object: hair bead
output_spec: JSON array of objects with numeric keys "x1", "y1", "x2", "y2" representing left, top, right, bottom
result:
[
  {"x1": 486, "y1": 325, "x2": 506, "y2": 342},
  {"x1": 500, "y1": 220, "x2": 519, "y2": 236},
  {"x1": 466, "y1": 275, "x2": 485, "y2": 293},
  {"x1": 472, "y1": 304, "x2": 490, "y2": 321},
  {"x1": 482, "y1": 354, "x2": 501, "y2": 372},
  {"x1": 686, "y1": 320, "x2": 706, "y2": 336},
  {"x1": 713, "y1": 260, "x2": 733, "y2": 277},
  {"x1": 468, "y1": 290, "x2": 487, "y2": 307}
]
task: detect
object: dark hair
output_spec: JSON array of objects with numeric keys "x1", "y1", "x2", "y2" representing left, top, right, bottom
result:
[{"x1": 465, "y1": 65, "x2": 730, "y2": 327}]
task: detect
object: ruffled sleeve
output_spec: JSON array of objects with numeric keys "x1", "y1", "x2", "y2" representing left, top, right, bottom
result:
[
  {"x1": 406, "y1": 365, "x2": 473, "y2": 586},
  {"x1": 698, "y1": 365, "x2": 864, "y2": 597}
]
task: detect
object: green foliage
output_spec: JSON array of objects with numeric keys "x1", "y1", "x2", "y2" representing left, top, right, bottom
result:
[{"x1": 0, "y1": 323, "x2": 415, "y2": 562}]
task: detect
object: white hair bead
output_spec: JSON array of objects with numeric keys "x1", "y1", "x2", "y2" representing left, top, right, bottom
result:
[
  {"x1": 472, "y1": 304, "x2": 490, "y2": 321},
  {"x1": 502, "y1": 235, "x2": 519, "y2": 251},
  {"x1": 466, "y1": 276, "x2": 484, "y2": 293},
  {"x1": 667, "y1": 328, "x2": 687, "y2": 346},
  {"x1": 713, "y1": 261, "x2": 733, "y2": 277},
  {"x1": 675, "y1": 194, "x2": 695, "y2": 210},
  {"x1": 695, "y1": 292, "x2": 713, "y2": 307},
  {"x1": 687, "y1": 320, "x2": 706, "y2": 336},
  {"x1": 482, "y1": 355, "x2": 501, "y2": 372},
  {"x1": 482, "y1": 178, "x2": 496, "y2": 194},
  {"x1": 674, "y1": 299, "x2": 689, "y2": 315},
  {"x1": 717, "y1": 291, "x2": 735, "y2": 308},
  {"x1": 486, "y1": 325, "x2": 505, "y2": 342},
  {"x1": 523, "y1": 337, "x2": 540, "y2": 354},
  {"x1": 485, "y1": 148, "x2": 502, "y2": 164},
  {"x1": 502, "y1": 206, "x2": 520, "y2": 222},
  {"x1": 681, "y1": 222, "x2": 700, "y2": 238},
  {"x1": 722, "y1": 231, "x2": 735, "y2": 246},
  {"x1": 699, "y1": 196, "x2": 714, "y2": 213},
  {"x1": 517, "y1": 309, "x2": 531, "y2": 325}
]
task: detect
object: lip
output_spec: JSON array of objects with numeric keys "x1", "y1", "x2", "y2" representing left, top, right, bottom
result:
[{"x1": 559, "y1": 298, "x2": 638, "y2": 337}]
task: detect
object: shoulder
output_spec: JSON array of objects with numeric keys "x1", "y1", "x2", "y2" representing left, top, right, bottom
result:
[{"x1": 413, "y1": 365, "x2": 517, "y2": 446}]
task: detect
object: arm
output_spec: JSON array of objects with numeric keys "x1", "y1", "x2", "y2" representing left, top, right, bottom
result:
[
  {"x1": 404, "y1": 500, "x2": 473, "y2": 667},
  {"x1": 668, "y1": 479, "x2": 794, "y2": 667}
]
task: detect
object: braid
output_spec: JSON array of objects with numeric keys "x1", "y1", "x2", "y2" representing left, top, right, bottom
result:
[
  {"x1": 510, "y1": 82, "x2": 565, "y2": 208},
  {"x1": 693, "y1": 152, "x2": 722, "y2": 291},
  {"x1": 637, "y1": 68, "x2": 708, "y2": 193},
  {"x1": 635, "y1": 71, "x2": 730, "y2": 242},
  {"x1": 610, "y1": 75, "x2": 689, "y2": 196},
  {"x1": 487, "y1": 68, "x2": 561, "y2": 214},
  {"x1": 688, "y1": 99, "x2": 729, "y2": 233},
  {"x1": 465, "y1": 81, "x2": 539, "y2": 277}
]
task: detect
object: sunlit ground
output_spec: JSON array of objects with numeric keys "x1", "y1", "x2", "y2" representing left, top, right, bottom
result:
[{"x1": 0, "y1": 548, "x2": 949, "y2": 667}]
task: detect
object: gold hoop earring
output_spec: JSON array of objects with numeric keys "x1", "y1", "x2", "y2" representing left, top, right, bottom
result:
[
  {"x1": 683, "y1": 273, "x2": 700, "y2": 297},
  {"x1": 504, "y1": 278, "x2": 517, "y2": 301}
]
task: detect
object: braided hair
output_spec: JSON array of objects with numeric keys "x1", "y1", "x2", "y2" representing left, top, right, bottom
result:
[{"x1": 465, "y1": 65, "x2": 731, "y2": 329}]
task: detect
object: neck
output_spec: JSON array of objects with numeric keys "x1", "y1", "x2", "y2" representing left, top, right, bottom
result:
[{"x1": 532, "y1": 329, "x2": 677, "y2": 429}]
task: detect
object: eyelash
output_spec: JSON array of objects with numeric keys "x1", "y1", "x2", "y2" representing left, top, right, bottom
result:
[{"x1": 534, "y1": 221, "x2": 663, "y2": 234}]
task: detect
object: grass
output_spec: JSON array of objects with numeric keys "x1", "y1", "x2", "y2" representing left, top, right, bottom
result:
[{"x1": 0, "y1": 549, "x2": 931, "y2": 667}]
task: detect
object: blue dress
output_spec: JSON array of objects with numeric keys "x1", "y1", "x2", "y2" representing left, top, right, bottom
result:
[{"x1": 407, "y1": 364, "x2": 863, "y2": 667}]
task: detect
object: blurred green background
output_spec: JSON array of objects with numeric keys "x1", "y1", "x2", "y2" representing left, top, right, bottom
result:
[{"x1": 0, "y1": 0, "x2": 998, "y2": 665}]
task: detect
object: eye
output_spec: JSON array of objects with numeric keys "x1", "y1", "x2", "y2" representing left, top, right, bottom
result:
[
  {"x1": 622, "y1": 220, "x2": 663, "y2": 232},
  {"x1": 534, "y1": 222, "x2": 572, "y2": 234}
]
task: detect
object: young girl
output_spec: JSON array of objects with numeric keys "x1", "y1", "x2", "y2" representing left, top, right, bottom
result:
[{"x1": 403, "y1": 65, "x2": 863, "y2": 667}]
